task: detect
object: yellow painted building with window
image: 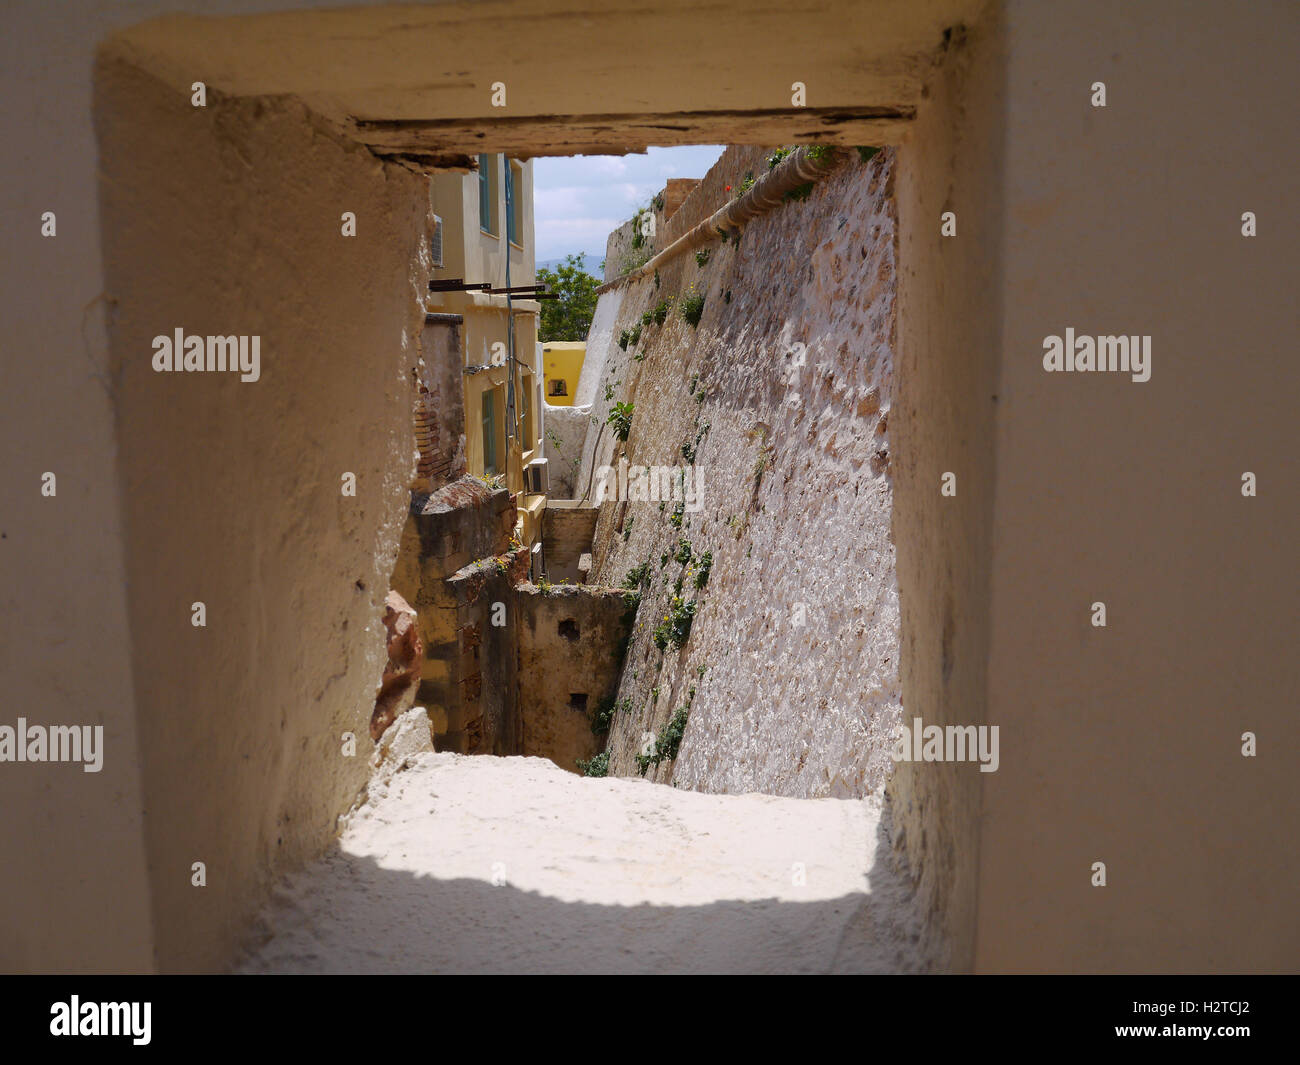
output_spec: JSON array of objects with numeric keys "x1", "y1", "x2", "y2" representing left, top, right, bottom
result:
[{"x1": 541, "y1": 341, "x2": 585, "y2": 407}]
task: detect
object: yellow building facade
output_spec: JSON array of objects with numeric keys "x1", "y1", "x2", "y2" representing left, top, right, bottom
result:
[
  {"x1": 426, "y1": 154, "x2": 547, "y2": 551},
  {"x1": 541, "y1": 341, "x2": 586, "y2": 407}
]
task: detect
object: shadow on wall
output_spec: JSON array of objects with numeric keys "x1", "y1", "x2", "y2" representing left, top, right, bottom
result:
[{"x1": 237, "y1": 798, "x2": 926, "y2": 974}]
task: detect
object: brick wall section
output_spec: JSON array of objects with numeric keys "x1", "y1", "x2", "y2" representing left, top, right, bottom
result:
[{"x1": 515, "y1": 585, "x2": 633, "y2": 771}]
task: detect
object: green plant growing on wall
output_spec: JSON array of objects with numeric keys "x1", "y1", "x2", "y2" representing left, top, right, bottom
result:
[
  {"x1": 618, "y1": 329, "x2": 630, "y2": 350},
  {"x1": 630, "y1": 207, "x2": 648, "y2": 249},
  {"x1": 622, "y1": 587, "x2": 641, "y2": 617},
  {"x1": 733, "y1": 172, "x2": 755, "y2": 199},
  {"x1": 673, "y1": 538, "x2": 693, "y2": 566},
  {"x1": 537, "y1": 576, "x2": 555, "y2": 596},
  {"x1": 668, "y1": 501, "x2": 685, "y2": 529},
  {"x1": 693, "y1": 550, "x2": 713, "y2": 589},
  {"x1": 657, "y1": 705, "x2": 690, "y2": 762},
  {"x1": 767, "y1": 146, "x2": 793, "y2": 170},
  {"x1": 651, "y1": 686, "x2": 661, "y2": 703},
  {"x1": 620, "y1": 246, "x2": 652, "y2": 274},
  {"x1": 681, "y1": 439, "x2": 696, "y2": 463},
  {"x1": 629, "y1": 324, "x2": 642, "y2": 346},
  {"x1": 783, "y1": 182, "x2": 814, "y2": 203},
  {"x1": 651, "y1": 299, "x2": 671, "y2": 326},
  {"x1": 652, "y1": 596, "x2": 697, "y2": 651},
  {"x1": 680, "y1": 289, "x2": 705, "y2": 328},
  {"x1": 654, "y1": 269, "x2": 660, "y2": 289},
  {"x1": 623, "y1": 561, "x2": 652, "y2": 588},
  {"x1": 545, "y1": 427, "x2": 581, "y2": 478},
  {"x1": 590, "y1": 695, "x2": 617, "y2": 734},
  {"x1": 688, "y1": 373, "x2": 699, "y2": 395},
  {"x1": 577, "y1": 751, "x2": 609, "y2": 777},
  {"x1": 636, "y1": 701, "x2": 693, "y2": 775},
  {"x1": 652, "y1": 191, "x2": 665, "y2": 212},
  {"x1": 622, "y1": 515, "x2": 634, "y2": 541},
  {"x1": 607, "y1": 401, "x2": 634, "y2": 441},
  {"x1": 856, "y1": 146, "x2": 880, "y2": 164},
  {"x1": 604, "y1": 383, "x2": 615, "y2": 402},
  {"x1": 694, "y1": 248, "x2": 711, "y2": 267}
]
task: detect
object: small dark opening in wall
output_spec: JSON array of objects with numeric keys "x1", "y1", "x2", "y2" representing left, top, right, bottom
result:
[
  {"x1": 558, "y1": 617, "x2": 580, "y2": 640},
  {"x1": 568, "y1": 693, "x2": 588, "y2": 711}
]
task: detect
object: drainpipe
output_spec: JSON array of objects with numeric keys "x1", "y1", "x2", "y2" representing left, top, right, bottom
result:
[{"x1": 596, "y1": 146, "x2": 851, "y2": 294}]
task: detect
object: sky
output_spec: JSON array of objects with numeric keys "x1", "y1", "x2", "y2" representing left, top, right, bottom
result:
[{"x1": 533, "y1": 145, "x2": 725, "y2": 273}]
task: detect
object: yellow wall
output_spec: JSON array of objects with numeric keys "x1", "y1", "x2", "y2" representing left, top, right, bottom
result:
[
  {"x1": 427, "y1": 157, "x2": 542, "y2": 515},
  {"x1": 541, "y1": 341, "x2": 585, "y2": 406}
]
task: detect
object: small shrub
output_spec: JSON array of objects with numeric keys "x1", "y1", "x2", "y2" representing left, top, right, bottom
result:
[
  {"x1": 618, "y1": 329, "x2": 630, "y2": 350},
  {"x1": 652, "y1": 596, "x2": 697, "y2": 651},
  {"x1": 680, "y1": 289, "x2": 705, "y2": 328},
  {"x1": 695, "y1": 248, "x2": 711, "y2": 267},
  {"x1": 607, "y1": 401, "x2": 634, "y2": 442},
  {"x1": 658, "y1": 705, "x2": 690, "y2": 762},
  {"x1": 668, "y1": 501, "x2": 685, "y2": 529},
  {"x1": 806, "y1": 144, "x2": 834, "y2": 163},
  {"x1": 622, "y1": 588, "x2": 641, "y2": 617},
  {"x1": 651, "y1": 300, "x2": 671, "y2": 326},
  {"x1": 673, "y1": 538, "x2": 693, "y2": 565},
  {"x1": 783, "y1": 182, "x2": 814, "y2": 203},
  {"x1": 577, "y1": 754, "x2": 611, "y2": 780},
  {"x1": 591, "y1": 696, "x2": 617, "y2": 734},
  {"x1": 623, "y1": 561, "x2": 652, "y2": 588},
  {"x1": 693, "y1": 550, "x2": 713, "y2": 589},
  {"x1": 767, "y1": 146, "x2": 793, "y2": 170},
  {"x1": 629, "y1": 324, "x2": 642, "y2": 346}
]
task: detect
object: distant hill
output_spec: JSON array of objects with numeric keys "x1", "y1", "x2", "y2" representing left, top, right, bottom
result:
[{"x1": 536, "y1": 253, "x2": 603, "y2": 278}]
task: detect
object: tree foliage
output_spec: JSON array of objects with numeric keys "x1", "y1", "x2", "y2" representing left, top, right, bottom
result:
[{"x1": 537, "y1": 253, "x2": 599, "y2": 342}]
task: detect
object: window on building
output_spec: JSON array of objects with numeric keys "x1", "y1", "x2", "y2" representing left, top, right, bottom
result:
[
  {"x1": 548, "y1": 379, "x2": 568, "y2": 397},
  {"x1": 481, "y1": 388, "x2": 499, "y2": 475},
  {"x1": 478, "y1": 154, "x2": 498, "y2": 236},
  {"x1": 506, "y1": 160, "x2": 524, "y2": 246}
]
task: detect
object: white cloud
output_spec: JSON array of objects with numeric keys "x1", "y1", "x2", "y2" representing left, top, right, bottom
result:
[{"x1": 533, "y1": 145, "x2": 724, "y2": 262}]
